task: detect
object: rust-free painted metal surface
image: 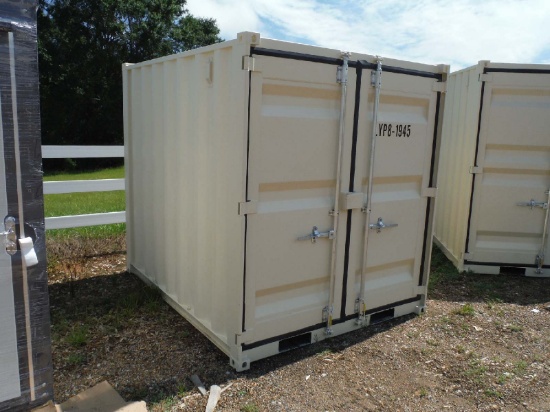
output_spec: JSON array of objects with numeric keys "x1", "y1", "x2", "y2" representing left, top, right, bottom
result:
[
  {"x1": 467, "y1": 71, "x2": 550, "y2": 269},
  {"x1": 244, "y1": 55, "x2": 349, "y2": 342},
  {"x1": 435, "y1": 62, "x2": 550, "y2": 275},
  {"x1": 124, "y1": 33, "x2": 448, "y2": 369},
  {"x1": 345, "y1": 71, "x2": 440, "y2": 315}
]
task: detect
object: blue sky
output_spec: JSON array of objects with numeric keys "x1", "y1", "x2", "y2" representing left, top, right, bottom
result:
[{"x1": 186, "y1": 0, "x2": 550, "y2": 70}]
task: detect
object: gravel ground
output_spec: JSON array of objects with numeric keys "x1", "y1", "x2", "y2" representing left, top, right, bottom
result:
[{"x1": 48, "y1": 238, "x2": 550, "y2": 411}]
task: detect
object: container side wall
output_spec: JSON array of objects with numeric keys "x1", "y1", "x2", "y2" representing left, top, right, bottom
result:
[
  {"x1": 124, "y1": 40, "x2": 249, "y2": 349},
  {"x1": 434, "y1": 65, "x2": 482, "y2": 268}
]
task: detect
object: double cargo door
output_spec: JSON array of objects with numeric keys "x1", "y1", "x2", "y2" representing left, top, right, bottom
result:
[
  {"x1": 243, "y1": 52, "x2": 443, "y2": 344},
  {"x1": 465, "y1": 70, "x2": 550, "y2": 276}
]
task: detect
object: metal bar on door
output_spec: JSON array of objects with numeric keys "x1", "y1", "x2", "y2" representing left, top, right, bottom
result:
[
  {"x1": 325, "y1": 52, "x2": 350, "y2": 335},
  {"x1": 357, "y1": 58, "x2": 383, "y2": 325}
]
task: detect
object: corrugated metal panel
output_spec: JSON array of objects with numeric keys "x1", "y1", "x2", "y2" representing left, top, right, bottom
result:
[
  {"x1": 434, "y1": 63, "x2": 484, "y2": 268},
  {"x1": 124, "y1": 33, "x2": 449, "y2": 370},
  {"x1": 435, "y1": 61, "x2": 550, "y2": 276},
  {"x1": 123, "y1": 35, "x2": 253, "y2": 353}
]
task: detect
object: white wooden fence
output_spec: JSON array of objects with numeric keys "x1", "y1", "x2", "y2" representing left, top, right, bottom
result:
[{"x1": 42, "y1": 145, "x2": 126, "y2": 229}]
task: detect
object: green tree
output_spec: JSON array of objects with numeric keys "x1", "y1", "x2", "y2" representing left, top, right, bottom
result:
[{"x1": 38, "y1": 0, "x2": 220, "y2": 167}]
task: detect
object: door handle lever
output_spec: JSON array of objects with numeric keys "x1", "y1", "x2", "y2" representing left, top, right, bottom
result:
[
  {"x1": 369, "y1": 217, "x2": 398, "y2": 233},
  {"x1": 517, "y1": 199, "x2": 548, "y2": 210},
  {"x1": 297, "y1": 226, "x2": 335, "y2": 243}
]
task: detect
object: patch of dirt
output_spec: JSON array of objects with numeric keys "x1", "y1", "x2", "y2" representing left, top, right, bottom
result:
[{"x1": 48, "y1": 239, "x2": 550, "y2": 411}]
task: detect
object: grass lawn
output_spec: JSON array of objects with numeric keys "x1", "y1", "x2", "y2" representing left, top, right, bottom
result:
[{"x1": 44, "y1": 166, "x2": 126, "y2": 239}]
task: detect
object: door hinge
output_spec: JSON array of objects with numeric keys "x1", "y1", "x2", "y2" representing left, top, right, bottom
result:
[
  {"x1": 322, "y1": 306, "x2": 332, "y2": 322},
  {"x1": 422, "y1": 187, "x2": 437, "y2": 198},
  {"x1": 242, "y1": 56, "x2": 255, "y2": 72},
  {"x1": 479, "y1": 74, "x2": 493, "y2": 83},
  {"x1": 432, "y1": 82, "x2": 447, "y2": 93},
  {"x1": 235, "y1": 331, "x2": 253, "y2": 345},
  {"x1": 238, "y1": 201, "x2": 257, "y2": 215},
  {"x1": 336, "y1": 52, "x2": 351, "y2": 84},
  {"x1": 469, "y1": 166, "x2": 483, "y2": 174}
]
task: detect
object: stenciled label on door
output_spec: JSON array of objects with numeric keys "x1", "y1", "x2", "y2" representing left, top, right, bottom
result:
[{"x1": 377, "y1": 123, "x2": 412, "y2": 138}]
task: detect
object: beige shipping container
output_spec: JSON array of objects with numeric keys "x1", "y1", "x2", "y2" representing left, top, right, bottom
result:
[
  {"x1": 435, "y1": 61, "x2": 550, "y2": 277},
  {"x1": 123, "y1": 32, "x2": 449, "y2": 370}
]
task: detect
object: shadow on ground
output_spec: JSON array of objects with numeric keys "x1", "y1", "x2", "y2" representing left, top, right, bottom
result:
[
  {"x1": 49, "y1": 269, "x2": 413, "y2": 405},
  {"x1": 48, "y1": 245, "x2": 550, "y2": 406},
  {"x1": 429, "y1": 245, "x2": 550, "y2": 305}
]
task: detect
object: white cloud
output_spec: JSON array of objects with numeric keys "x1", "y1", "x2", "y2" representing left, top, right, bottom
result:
[{"x1": 186, "y1": 0, "x2": 550, "y2": 70}]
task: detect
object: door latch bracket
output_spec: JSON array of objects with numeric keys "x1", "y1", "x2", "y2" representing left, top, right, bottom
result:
[
  {"x1": 297, "y1": 226, "x2": 335, "y2": 243},
  {"x1": 517, "y1": 199, "x2": 548, "y2": 210},
  {"x1": 369, "y1": 217, "x2": 398, "y2": 233},
  {"x1": 242, "y1": 56, "x2": 256, "y2": 72}
]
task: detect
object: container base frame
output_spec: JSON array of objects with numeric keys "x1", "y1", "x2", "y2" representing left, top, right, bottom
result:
[
  {"x1": 128, "y1": 265, "x2": 426, "y2": 372},
  {"x1": 232, "y1": 299, "x2": 423, "y2": 371},
  {"x1": 464, "y1": 263, "x2": 550, "y2": 278}
]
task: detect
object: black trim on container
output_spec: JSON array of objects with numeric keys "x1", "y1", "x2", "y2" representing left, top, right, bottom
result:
[
  {"x1": 241, "y1": 295, "x2": 421, "y2": 351},
  {"x1": 335, "y1": 295, "x2": 422, "y2": 324},
  {"x1": 249, "y1": 48, "x2": 443, "y2": 80},
  {"x1": 428, "y1": 92, "x2": 442, "y2": 189},
  {"x1": 418, "y1": 91, "x2": 441, "y2": 286},
  {"x1": 484, "y1": 68, "x2": 550, "y2": 74},
  {"x1": 360, "y1": 61, "x2": 442, "y2": 80},
  {"x1": 417, "y1": 199, "x2": 432, "y2": 286},
  {"x1": 341, "y1": 212, "x2": 353, "y2": 319},
  {"x1": 242, "y1": 322, "x2": 326, "y2": 351},
  {"x1": 349, "y1": 62, "x2": 363, "y2": 191},
  {"x1": 464, "y1": 80, "x2": 486, "y2": 254},
  {"x1": 340, "y1": 62, "x2": 364, "y2": 319},
  {"x1": 242, "y1": 69, "x2": 253, "y2": 332},
  {"x1": 464, "y1": 260, "x2": 550, "y2": 269},
  {"x1": 251, "y1": 47, "x2": 343, "y2": 66}
]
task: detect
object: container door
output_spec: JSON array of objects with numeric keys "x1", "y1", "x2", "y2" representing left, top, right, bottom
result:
[
  {"x1": 0, "y1": 92, "x2": 21, "y2": 403},
  {"x1": 466, "y1": 71, "x2": 550, "y2": 275},
  {"x1": 244, "y1": 55, "x2": 351, "y2": 343},
  {"x1": 344, "y1": 69, "x2": 441, "y2": 316}
]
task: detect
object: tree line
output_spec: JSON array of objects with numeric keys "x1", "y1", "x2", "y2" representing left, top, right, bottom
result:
[{"x1": 38, "y1": 0, "x2": 221, "y2": 169}]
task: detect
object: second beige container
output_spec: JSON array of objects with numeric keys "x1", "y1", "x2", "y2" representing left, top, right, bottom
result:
[{"x1": 435, "y1": 61, "x2": 550, "y2": 276}]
